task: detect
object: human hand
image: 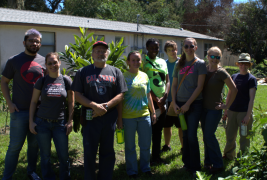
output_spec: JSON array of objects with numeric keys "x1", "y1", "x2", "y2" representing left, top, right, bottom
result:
[
  {"x1": 116, "y1": 119, "x2": 123, "y2": 130},
  {"x1": 215, "y1": 102, "x2": 228, "y2": 110},
  {"x1": 9, "y1": 103, "x2": 19, "y2": 113},
  {"x1": 65, "y1": 120, "x2": 73, "y2": 135},
  {"x1": 158, "y1": 94, "x2": 167, "y2": 107},
  {"x1": 92, "y1": 103, "x2": 107, "y2": 117},
  {"x1": 180, "y1": 103, "x2": 190, "y2": 113},
  {"x1": 29, "y1": 122, "x2": 37, "y2": 135},
  {"x1": 242, "y1": 115, "x2": 250, "y2": 125},
  {"x1": 151, "y1": 114, "x2": 157, "y2": 125},
  {"x1": 173, "y1": 102, "x2": 180, "y2": 114}
]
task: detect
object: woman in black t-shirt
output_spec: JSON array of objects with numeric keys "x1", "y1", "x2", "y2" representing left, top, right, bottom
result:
[{"x1": 29, "y1": 52, "x2": 74, "y2": 180}]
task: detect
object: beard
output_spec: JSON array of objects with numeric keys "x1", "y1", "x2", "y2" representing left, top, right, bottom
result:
[
  {"x1": 25, "y1": 43, "x2": 40, "y2": 54},
  {"x1": 93, "y1": 57, "x2": 108, "y2": 63}
]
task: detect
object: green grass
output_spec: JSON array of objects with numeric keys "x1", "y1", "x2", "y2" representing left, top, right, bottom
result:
[{"x1": 0, "y1": 86, "x2": 266, "y2": 180}]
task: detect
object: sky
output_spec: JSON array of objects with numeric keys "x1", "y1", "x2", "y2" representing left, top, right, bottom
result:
[{"x1": 234, "y1": 0, "x2": 250, "y2": 3}]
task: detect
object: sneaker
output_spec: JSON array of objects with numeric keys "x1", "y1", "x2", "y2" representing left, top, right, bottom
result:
[
  {"x1": 160, "y1": 145, "x2": 172, "y2": 153},
  {"x1": 28, "y1": 172, "x2": 41, "y2": 180},
  {"x1": 204, "y1": 164, "x2": 212, "y2": 170},
  {"x1": 129, "y1": 174, "x2": 138, "y2": 179},
  {"x1": 144, "y1": 171, "x2": 153, "y2": 177},
  {"x1": 150, "y1": 157, "x2": 168, "y2": 166}
]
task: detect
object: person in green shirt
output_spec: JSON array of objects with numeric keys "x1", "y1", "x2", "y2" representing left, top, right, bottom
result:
[{"x1": 142, "y1": 38, "x2": 170, "y2": 165}]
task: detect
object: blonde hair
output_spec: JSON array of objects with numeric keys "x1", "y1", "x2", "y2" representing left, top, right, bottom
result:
[{"x1": 207, "y1": 46, "x2": 222, "y2": 67}]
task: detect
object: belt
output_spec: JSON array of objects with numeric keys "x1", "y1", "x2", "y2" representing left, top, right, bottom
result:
[{"x1": 37, "y1": 116, "x2": 59, "y2": 123}]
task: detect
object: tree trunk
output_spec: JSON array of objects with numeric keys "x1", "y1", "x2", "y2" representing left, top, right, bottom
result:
[{"x1": 8, "y1": 0, "x2": 24, "y2": 9}]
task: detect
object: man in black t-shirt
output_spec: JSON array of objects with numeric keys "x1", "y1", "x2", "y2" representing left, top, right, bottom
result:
[
  {"x1": 71, "y1": 41, "x2": 128, "y2": 180},
  {"x1": 1, "y1": 29, "x2": 45, "y2": 180}
]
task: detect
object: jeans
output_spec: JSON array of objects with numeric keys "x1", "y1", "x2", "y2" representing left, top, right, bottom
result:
[
  {"x1": 177, "y1": 100, "x2": 203, "y2": 172},
  {"x1": 123, "y1": 116, "x2": 152, "y2": 175},
  {"x1": 200, "y1": 109, "x2": 223, "y2": 168},
  {"x1": 35, "y1": 117, "x2": 70, "y2": 180},
  {"x1": 83, "y1": 109, "x2": 117, "y2": 180},
  {"x1": 2, "y1": 111, "x2": 39, "y2": 180},
  {"x1": 151, "y1": 100, "x2": 166, "y2": 159}
]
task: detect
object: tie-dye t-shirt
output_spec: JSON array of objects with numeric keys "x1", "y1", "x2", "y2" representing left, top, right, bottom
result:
[
  {"x1": 142, "y1": 56, "x2": 168, "y2": 98},
  {"x1": 122, "y1": 71, "x2": 150, "y2": 119},
  {"x1": 172, "y1": 58, "x2": 207, "y2": 102}
]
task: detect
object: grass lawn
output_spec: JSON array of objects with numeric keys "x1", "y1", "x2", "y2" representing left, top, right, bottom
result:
[{"x1": 0, "y1": 86, "x2": 266, "y2": 180}]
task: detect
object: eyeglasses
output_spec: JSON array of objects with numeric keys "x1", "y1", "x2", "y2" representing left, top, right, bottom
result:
[
  {"x1": 27, "y1": 39, "x2": 41, "y2": 44},
  {"x1": 47, "y1": 62, "x2": 58, "y2": 66},
  {"x1": 184, "y1": 45, "x2": 195, "y2": 49},
  {"x1": 209, "y1": 55, "x2": 221, "y2": 60}
]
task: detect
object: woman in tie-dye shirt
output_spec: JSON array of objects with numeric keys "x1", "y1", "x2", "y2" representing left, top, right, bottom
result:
[{"x1": 117, "y1": 51, "x2": 156, "y2": 179}]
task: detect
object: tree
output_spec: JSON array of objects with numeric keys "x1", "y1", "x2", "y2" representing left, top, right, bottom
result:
[
  {"x1": 7, "y1": 0, "x2": 24, "y2": 9},
  {"x1": 225, "y1": 0, "x2": 267, "y2": 65},
  {"x1": 24, "y1": 0, "x2": 49, "y2": 12}
]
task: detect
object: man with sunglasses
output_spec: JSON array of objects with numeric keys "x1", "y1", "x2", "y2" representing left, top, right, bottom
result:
[{"x1": 1, "y1": 29, "x2": 45, "y2": 180}]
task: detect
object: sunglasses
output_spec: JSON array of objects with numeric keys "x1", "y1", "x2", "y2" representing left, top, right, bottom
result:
[
  {"x1": 47, "y1": 62, "x2": 58, "y2": 66},
  {"x1": 209, "y1": 55, "x2": 221, "y2": 60},
  {"x1": 184, "y1": 45, "x2": 195, "y2": 49}
]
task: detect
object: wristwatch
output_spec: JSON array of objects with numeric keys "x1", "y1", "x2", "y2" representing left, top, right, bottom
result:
[{"x1": 105, "y1": 104, "x2": 109, "y2": 110}]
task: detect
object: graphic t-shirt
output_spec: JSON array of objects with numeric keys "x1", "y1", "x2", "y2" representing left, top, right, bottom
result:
[
  {"x1": 166, "y1": 58, "x2": 178, "y2": 102},
  {"x1": 2, "y1": 52, "x2": 45, "y2": 110},
  {"x1": 229, "y1": 73, "x2": 257, "y2": 112},
  {"x1": 143, "y1": 56, "x2": 168, "y2": 98},
  {"x1": 173, "y1": 58, "x2": 207, "y2": 102},
  {"x1": 34, "y1": 75, "x2": 72, "y2": 120},
  {"x1": 71, "y1": 64, "x2": 128, "y2": 104},
  {"x1": 202, "y1": 67, "x2": 230, "y2": 110},
  {"x1": 122, "y1": 71, "x2": 150, "y2": 119}
]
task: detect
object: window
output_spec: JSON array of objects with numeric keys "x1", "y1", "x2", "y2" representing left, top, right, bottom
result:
[
  {"x1": 115, "y1": 36, "x2": 125, "y2": 45},
  {"x1": 180, "y1": 41, "x2": 183, "y2": 55},
  {"x1": 93, "y1": 35, "x2": 105, "y2": 41},
  {"x1": 204, "y1": 43, "x2": 212, "y2": 57},
  {"x1": 39, "y1": 32, "x2": 55, "y2": 57}
]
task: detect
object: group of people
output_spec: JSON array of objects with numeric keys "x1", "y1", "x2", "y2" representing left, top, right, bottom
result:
[{"x1": 1, "y1": 28, "x2": 257, "y2": 180}]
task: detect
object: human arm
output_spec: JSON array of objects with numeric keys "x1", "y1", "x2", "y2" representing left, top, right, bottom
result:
[
  {"x1": 65, "y1": 90, "x2": 74, "y2": 135},
  {"x1": 180, "y1": 74, "x2": 206, "y2": 113},
  {"x1": 158, "y1": 74, "x2": 170, "y2": 106},
  {"x1": 216, "y1": 77, "x2": 238, "y2": 110},
  {"x1": 29, "y1": 88, "x2": 41, "y2": 134},
  {"x1": 116, "y1": 101, "x2": 123, "y2": 129},
  {"x1": 147, "y1": 92, "x2": 156, "y2": 125},
  {"x1": 243, "y1": 88, "x2": 256, "y2": 125},
  {"x1": 171, "y1": 77, "x2": 180, "y2": 114},
  {"x1": 1, "y1": 76, "x2": 19, "y2": 113}
]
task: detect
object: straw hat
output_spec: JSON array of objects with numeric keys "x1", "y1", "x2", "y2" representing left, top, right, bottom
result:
[{"x1": 235, "y1": 53, "x2": 253, "y2": 66}]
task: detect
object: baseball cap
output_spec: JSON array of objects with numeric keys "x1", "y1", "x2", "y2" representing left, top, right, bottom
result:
[{"x1": 93, "y1": 41, "x2": 108, "y2": 49}]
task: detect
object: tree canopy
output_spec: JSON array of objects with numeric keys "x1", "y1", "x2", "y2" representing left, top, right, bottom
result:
[{"x1": 225, "y1": 0, "x2": 267, "y2": 64}]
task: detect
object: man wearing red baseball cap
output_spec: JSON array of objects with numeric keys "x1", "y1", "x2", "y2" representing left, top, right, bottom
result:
[{"x1": 71, "y1": 41, "x2": 128, "y2": 180}]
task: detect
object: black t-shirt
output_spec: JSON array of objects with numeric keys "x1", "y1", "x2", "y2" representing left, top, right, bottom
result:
[
  {"x1": 2, "y1": 52, "x2": 45, "y2": 110},
  {"x1": 229, "y1": 73, "x2": 257, "y2": 112},
  {"x1": 71, "y1": 64, "x2": 128, "y2": 104},
  {"x1": 34, "y1": 75, "x2": 72, "y2": 120}
]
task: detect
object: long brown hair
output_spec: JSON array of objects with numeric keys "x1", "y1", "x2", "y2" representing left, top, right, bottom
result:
[{"x1": 176, "y1": 38, "x2": 197, "y2": 70}]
